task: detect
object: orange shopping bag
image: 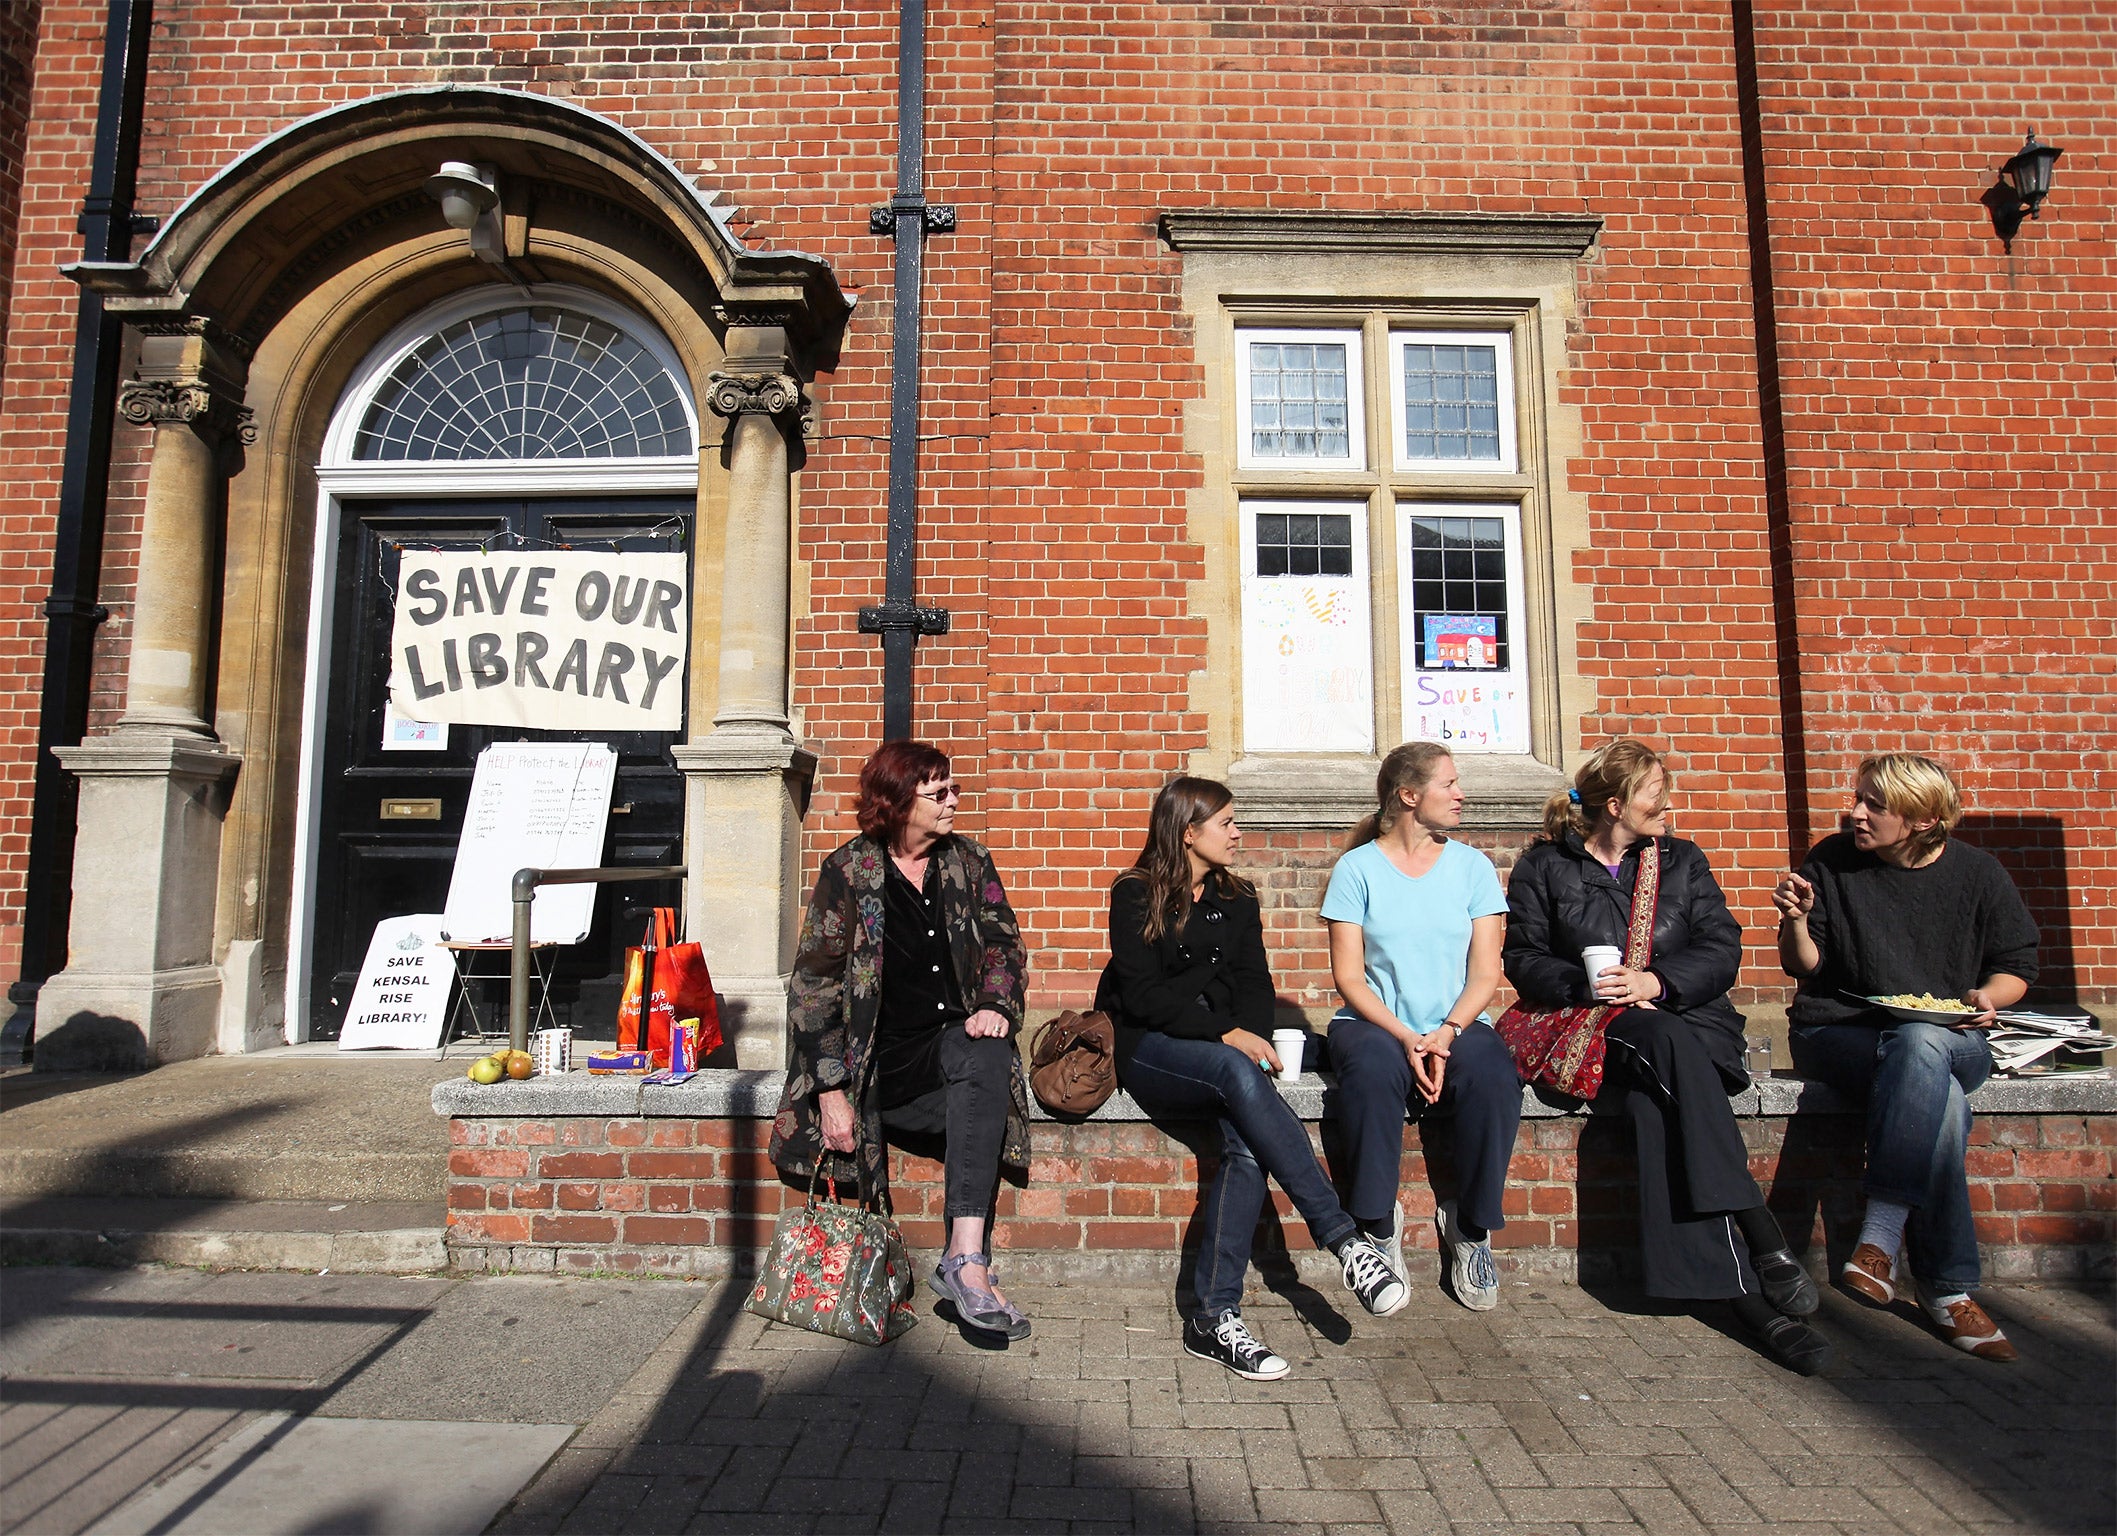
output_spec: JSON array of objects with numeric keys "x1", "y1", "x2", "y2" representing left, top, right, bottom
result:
[{"x1": 617, "y1": 908, "x2": 722, "y2": 1067}]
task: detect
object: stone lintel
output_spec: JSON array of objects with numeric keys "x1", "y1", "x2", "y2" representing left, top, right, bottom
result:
[{"x1": 1159, "y1": 210, "x2": 1605, "y2": 259}]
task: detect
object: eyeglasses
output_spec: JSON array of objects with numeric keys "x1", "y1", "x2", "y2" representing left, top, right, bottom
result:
[{"x1": 915, "y1": 783, "x2": 961, "y2": 803}]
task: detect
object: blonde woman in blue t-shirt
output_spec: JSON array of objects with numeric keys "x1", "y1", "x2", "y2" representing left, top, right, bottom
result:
[{"x1": 1321, "y1": 742, "x2": 1520, "y2": 1311}]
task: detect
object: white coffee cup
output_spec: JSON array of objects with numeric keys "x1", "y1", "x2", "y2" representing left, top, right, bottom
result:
[
  {"x1": 1271, "y1": 1028, "x2": 1307, "y2": 1082},
  {"x1": 1581, "y1": 945, "x2": 1623, "y2": 993}
]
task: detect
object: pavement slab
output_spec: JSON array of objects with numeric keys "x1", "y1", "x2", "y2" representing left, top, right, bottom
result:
[{"x1": 4, "y1": 1270, "x2": 2111, "y2": 1533}]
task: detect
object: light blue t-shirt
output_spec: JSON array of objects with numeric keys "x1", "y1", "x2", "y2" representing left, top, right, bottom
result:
[{"x1": 1320, "y1": 839, "x2": 1508, "y2": 1035}]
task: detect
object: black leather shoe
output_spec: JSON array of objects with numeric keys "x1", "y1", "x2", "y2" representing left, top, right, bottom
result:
[
  {"x1": 1743, "y1": 1309, "x2": 1831, "y2": 1376},
  {"x1": 1752, "y1": 1247, "x2": 1820, "y2": 1316}
]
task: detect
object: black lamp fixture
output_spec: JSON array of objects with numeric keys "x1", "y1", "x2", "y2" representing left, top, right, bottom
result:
[{"x1": 1984, "y1": 131, "x2": 2063, "y2": 252}]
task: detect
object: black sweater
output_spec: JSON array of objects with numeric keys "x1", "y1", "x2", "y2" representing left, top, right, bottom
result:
[
  {"x1": 1503, "y1": 832, "x2": 1749, "y2": 1083},
  {"x1": 1789, "y1": 832, "x2": 2039, "y2": 1030},
  {"x1": 1095, "y1": 877, "x2": 1274, "y2": 1075}
]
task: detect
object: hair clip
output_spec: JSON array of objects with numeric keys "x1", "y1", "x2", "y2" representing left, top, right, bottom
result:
[{"x1": 1566, "y1": 787, "x2": 1582, "y2": 805}]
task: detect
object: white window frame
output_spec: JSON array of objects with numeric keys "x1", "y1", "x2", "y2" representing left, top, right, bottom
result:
[
  {"x1": 1238, "y1": 500, "x2": 1375, "y2": 753},
  {"x1": 1234, "y1": 326, "x2": 1366, "y2": 472},
  {"x1": 1395, "y1": 501, "x2": 1531, "y2": 754},
  {"x1": 1388, "y1": 329, "x2": 1517, "y2": 475}
]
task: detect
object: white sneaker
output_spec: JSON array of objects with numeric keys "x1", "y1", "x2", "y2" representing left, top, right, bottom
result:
[{"x1": 1438, "y1": 1200, "x2": 1499, "y2": 1312}]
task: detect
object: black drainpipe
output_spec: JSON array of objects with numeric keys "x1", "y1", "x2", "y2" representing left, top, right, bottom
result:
[
  {"x1": 6, "y1": 0, "x2": 156, "y2": 1045},
  {"x1": 858, "y1": 0, "x2": 953, "y2": 743}
]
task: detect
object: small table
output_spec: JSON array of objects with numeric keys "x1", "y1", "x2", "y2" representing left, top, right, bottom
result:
[{"x1": 440, "y1": 941, "x2": 559, "y2": 1054}]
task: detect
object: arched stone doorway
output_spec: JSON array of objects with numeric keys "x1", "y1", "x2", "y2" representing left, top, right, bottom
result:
[{"x1": 42, "y1": 88, "x2": 848, "y2": 1069}]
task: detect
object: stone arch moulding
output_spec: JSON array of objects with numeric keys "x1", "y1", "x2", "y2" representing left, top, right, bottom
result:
[{"x1": 45, "y1": 87, "x2": 849, "y2": 1068}]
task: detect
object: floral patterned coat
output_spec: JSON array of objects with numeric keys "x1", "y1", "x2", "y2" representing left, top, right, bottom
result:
[{"x1": 769, "y1": 834, "x2": 1032, "y2": 1202}]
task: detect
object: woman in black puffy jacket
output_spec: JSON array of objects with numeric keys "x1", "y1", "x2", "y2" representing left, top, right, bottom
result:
[{"x1": 1503, "y1": 740, "x2": 1829, "y2": 1375}]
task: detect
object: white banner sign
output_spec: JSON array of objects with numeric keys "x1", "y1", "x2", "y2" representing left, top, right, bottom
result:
[
  {"x1": 339, "y1": 915, "x2": 453, "y2": 1051},
  {"x1": 390, "y1": 552, "x2": 688, "y2": 732}
]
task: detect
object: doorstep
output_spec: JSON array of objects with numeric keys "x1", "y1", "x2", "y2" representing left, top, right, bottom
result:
[{"x1": 0, "y1": 1194, "x2": 447, "y2": 1273}]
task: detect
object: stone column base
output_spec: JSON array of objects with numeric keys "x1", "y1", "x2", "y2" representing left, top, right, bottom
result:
[
  {"x1": 35, "y1": 732, "x2": 240, "y2": 1071},
  {"x1": 673, "y1": 728, "x2": 818, "y2": 1071}
]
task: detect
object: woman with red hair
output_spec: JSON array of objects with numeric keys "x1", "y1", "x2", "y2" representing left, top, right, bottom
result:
[{"x1": 769, "y1": 740, "x2": 1035, "y2": 1339}]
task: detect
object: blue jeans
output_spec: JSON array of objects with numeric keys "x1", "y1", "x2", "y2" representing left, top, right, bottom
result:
[
  {"x1": 1790, "y1": 1018, "x2": 1992, "y2": 1292},
  {"x1": 1122, "y1": 1031, "x2": 1358, "y2": 1319},
  {"x1": 1327, "y1": 1017, "x2": 1522, "y2": 1235}
]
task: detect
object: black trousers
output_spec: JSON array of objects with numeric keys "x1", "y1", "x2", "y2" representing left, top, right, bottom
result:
[
  {"x1": 1595, "y1": 1010, "x2": 1761, "y2": 1300},
  {"x1": 880, "y1": 1025, "x2": 1012, "y2": 1223}
]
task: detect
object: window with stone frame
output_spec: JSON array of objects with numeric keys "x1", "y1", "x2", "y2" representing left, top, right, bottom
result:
[{"x1": 1229, "y1": 313, "x2": 1540, "y2": 757}]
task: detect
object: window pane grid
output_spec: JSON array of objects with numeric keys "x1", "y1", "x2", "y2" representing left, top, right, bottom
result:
[
  {"x1": 1253, "y1": 511, "x2": 1355, "y2": 578},
  {"x1": 354, "y1": 307, "x2": 694, "y2": 461},
  {"x1": 1407, "y1": 515, "x2": 1509, "y2": 670},
  {"x1": 1401, "y1": 343, "x2": 1501, "y2": 462},
  {"x1": 1248, "y1": 340, "x2": 1350, "y2": 459}
]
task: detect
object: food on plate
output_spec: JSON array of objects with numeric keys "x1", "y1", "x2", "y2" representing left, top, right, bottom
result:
[{"x1": 1871, "y1": 992, "x2": 1971, "y2": 1013}]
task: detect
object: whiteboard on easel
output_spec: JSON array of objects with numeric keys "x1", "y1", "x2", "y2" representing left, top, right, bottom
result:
[{"x1": 440, "y1": 742, "x2": 618, "y2": 945}]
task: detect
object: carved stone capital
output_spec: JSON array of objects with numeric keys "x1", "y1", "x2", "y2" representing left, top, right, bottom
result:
[
  {"x1": 705, "y1": 369, "x2": 803, "y2": 422},
  {"x1": 117, "y1": 379, "x2": 257, "y2": 444}
]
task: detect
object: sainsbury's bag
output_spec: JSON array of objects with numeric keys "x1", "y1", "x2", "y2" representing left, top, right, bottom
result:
[{"x1": 617, "y1": 907, "x2": 723, "y2": 1066}]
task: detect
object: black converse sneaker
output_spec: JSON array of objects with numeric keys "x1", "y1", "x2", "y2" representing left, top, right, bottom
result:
[
  {"x1": 1337, "y1": 1234, "x2": 1410, "y2": 1317},
  {"x1": 1183, "y1": 1310, "x2": 1290, "y2": 1381}
]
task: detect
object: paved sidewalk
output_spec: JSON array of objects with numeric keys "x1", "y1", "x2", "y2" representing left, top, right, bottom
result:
[{"x1": 3, "y1": 1266, "x2": 2110, "y2": 1534}]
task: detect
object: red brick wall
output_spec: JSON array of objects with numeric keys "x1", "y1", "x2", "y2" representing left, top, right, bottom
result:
[
  {"x1": 0, "y1": 1, "x2": 2108, "y2": 1016},
  {"x1": 442, "y1": 1110, "x2": 2116, "y2": 1283},
  {"x1": 0, "y1": 2, "x2": 41, "y2": 388}
]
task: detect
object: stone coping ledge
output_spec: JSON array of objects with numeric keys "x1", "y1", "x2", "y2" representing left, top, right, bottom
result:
[{"x1": 433, "y1": 1068, "x2": 2117, "y2": 1120}]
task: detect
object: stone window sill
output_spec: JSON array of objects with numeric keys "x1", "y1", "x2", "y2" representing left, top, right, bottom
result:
[{"x1": 1225, "y1": 752, "x2": 1564, "y2": 831}]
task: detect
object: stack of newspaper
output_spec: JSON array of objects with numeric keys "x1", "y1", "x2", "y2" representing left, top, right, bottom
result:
[{"x1": 1988, "y1": 1010, "x2": 2114, "y2": 1078}]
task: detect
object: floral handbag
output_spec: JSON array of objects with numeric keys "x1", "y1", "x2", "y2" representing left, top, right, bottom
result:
[
  {"x1": 745, "y1": 1165, "x2": 917, "y2": 1347},
  {"x1": 1494, "y1": 838, "x2": 1662, "y2": 1099}
]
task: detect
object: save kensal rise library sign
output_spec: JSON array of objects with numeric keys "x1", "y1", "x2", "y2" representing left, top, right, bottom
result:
[{"x1": 390, "y1": 552, "x2": 689, "y2": 732}]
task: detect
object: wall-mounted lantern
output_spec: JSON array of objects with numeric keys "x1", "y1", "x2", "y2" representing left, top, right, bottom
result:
[
  {"x1": 425, "y1": 161, "x2": 504, "y2": 265},
  {"x1": 1984, "y1": 131, "x2": 2063, "y2": 253}
]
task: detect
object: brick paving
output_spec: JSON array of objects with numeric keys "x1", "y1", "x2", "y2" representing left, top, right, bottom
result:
[{"x1": 495, "y1": 1277, "x2": 2114, "y2": 1535}]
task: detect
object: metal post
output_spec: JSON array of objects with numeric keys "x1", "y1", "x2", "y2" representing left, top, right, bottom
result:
[
  {"x1": 12, "y1": 0, "x2": 155, "y2": 1030},
  {"x1": 506, "y1": 865, "x2": 688, "y2": 1055},
  {"x1": 858, "y1": 0, "x2": 953, "y2": 740}
]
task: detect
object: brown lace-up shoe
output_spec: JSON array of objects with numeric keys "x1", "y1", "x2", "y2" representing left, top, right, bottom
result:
[
  {"x1": 1840, "y1": 1242, "x2": 1896, "y2": 1306},
  {"x1": 1927, "y1": 1295, "x2": 2018, "y2": 1362}
]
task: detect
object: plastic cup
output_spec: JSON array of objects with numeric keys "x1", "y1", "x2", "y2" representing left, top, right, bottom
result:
[
  {"x1": 1271, "y1": 1028, "x2": 1307, "y2": 1082},
  {"x1": 1581, "y1": 945, "x2": 1623, "y2": 990}
]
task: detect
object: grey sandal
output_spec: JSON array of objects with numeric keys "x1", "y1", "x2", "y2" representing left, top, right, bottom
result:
[{"x1": 928, "y1": 1252, "x2": 1028, "y2": 1339}]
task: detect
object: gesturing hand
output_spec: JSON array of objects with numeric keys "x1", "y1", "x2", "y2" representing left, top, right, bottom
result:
[{"x1": 1772, "y1": 871, "x2": 1815, "y2": 920}]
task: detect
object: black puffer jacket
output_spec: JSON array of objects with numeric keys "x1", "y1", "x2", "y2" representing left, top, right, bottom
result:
[{"x1": 1502, "y1": 832, "x2": 1749, "y2": 1085}]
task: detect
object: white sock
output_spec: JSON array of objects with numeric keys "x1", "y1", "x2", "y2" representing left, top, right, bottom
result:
[
  {"x1": 1857, "y1": 1199, "x2": 1912, "y2": 1259},
  {"x1": 1920, "y1": 1288, "x2": 1973, "y2": 1328}
]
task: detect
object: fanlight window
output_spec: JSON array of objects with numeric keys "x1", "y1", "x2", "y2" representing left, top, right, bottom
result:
[{"x1": 353, "y1": 307, "x2": 693, "y2": 461}]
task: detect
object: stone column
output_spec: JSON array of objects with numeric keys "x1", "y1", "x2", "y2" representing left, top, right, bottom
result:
[
  {"x1": 671, "y1": 328, "x2": 815, "y2": 1068},
  {"x1": 36, "y1": 327, "x2": 248, "y2": 1070}
]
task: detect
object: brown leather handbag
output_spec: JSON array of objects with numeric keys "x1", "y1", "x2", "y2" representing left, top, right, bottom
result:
[{"x1": 1028, "y1": 1009, "x2": 1118, "y2": 1116}]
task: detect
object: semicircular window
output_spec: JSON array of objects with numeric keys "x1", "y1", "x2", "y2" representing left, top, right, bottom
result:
[{"x1": 353, "y1": 307, "x2": 694, "y2": 461}]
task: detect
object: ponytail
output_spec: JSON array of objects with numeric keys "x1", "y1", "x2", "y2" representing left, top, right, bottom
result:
[
  {"x1": 1546, "y1": 738, "x2": 1669, "y2": 843},
  {"x1": 1349, "y1": 742, "x2": 1454, "y2": 848}
]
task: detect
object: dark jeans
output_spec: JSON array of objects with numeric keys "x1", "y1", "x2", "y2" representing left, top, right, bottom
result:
[
  {"x1": 880, "y1": 1026, "x2": 1013, "y2": 1224},
  {"x1": 1596, "y1": 1010, "x2": 1762, "y2": 1300},
  {"x1": 1790, "y1": 1017, "x2": 1991, "y2": 1292},
  {"x1": 1122, "y1": 1030, "x2": 1359, "y2": 1320},
  {"x1": 1327, "y1": 1017, "x2": 1522, "y2": 1235}
]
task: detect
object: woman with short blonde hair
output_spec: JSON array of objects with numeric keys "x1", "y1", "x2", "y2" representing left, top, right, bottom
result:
[{"x1": 1775, "y1": 751, "x2": 2038, "y2": 1363}]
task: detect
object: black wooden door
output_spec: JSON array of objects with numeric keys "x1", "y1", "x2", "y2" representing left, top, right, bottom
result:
[{"x1": 310, "y1": 496, "x2": 692, "y2": 1039}]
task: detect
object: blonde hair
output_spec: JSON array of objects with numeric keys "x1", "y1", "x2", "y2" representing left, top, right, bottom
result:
[
  {"x1": 1856, "y1": 752, "x2": 1961, "y2": 862},
  {"x1": 1349, "y1": 742, "x2": 1454, "y2": 847},
  {"x1": 1542, "y1": 739, "x2": 1669, "y2": 842}
]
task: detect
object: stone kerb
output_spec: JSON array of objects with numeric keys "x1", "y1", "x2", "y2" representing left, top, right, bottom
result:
[{"x1": 433, "y1": 1069, "x2": 2117, "y2": 1283}]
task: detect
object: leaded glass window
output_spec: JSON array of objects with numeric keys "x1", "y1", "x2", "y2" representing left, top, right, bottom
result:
[
  {"x1": 1399, "y1": 342, "x2": 1501, "y2": 462},
  {"x1": 354, "y1": 307, "x2": 693, "y2": 461},
  {"x1": 1239, "y1": 330, "x2": 1361, "y2": 464}
]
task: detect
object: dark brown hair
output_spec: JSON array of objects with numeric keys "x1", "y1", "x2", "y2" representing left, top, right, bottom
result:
[
  {"x1": 855, "y1": 740, "x2": 953, "y2": 847},
  {"x1": 1115, "y1": 776, "x2": 1255, "y2": 942}
]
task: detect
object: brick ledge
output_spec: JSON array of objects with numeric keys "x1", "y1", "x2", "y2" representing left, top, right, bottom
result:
[{"x1": 433, "y1": 1067, "x2": 2117, "y2": 1120}]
